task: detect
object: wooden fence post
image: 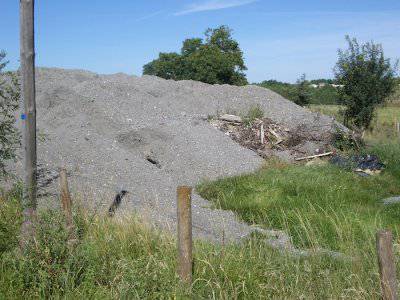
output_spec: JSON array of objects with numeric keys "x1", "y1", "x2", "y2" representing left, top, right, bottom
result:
[
  {"x1": 60, "y1": 168, "x2": 73, "y2": 235},
  {"x1": 376, "y1": 230, "x2": 398, "y2": 300},
  {"x1": 177, "y1": 186, "x2": 193, "y2": 285},
  {"x1": 19, "y1": 0, "x2": 37, "y2": 249}
]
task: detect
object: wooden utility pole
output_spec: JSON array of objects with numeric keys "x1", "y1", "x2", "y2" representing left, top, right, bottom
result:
[
  {"x1": 177, "y1": 186, "x2": 193, "y2": 285},
  {"x1": 376, "y1": 230, "x2": 398, "y2": 300},
  {"x1": 19, "y1": 0, "x2": 37, "y2": 246}
]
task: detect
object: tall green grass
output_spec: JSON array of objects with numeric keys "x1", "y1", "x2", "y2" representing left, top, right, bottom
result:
[
  {"x1": 198, "y1": 142, "x2": 400, "y2": 253},
  {"x1": 0, "y1": 186, "x2": 393, "y2": 299}
]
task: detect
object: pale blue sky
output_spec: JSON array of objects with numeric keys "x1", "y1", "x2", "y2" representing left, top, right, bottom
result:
[{"x1": 2, "y1": 0, "x2": 399, "y2": 82}]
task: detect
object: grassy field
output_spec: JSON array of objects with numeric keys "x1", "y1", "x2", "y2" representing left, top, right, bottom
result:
[
  {"x1": 0, "y1": 189, "x2": 397, "y2": 299},
  {"x1": 198, "y1": 143, "x2": 400, "y2": 251},
  {"x1": 309, "y1": 104, "x2": 400, "y2": 139}
]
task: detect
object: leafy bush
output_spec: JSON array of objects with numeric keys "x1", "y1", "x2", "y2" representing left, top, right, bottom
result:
[
  {"x1": 0, "y1": 50, "x2": 20, "y2": 177},
  {"x1": 335, "y1": 36, "x2": 398, "y2": 130},
  {"x1": 143, "y1": 26, "x2": 248, "y2": 86}
]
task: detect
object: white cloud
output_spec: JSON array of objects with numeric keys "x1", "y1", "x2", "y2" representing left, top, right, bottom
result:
[
  {"x1": 136, "y1": 10, "x2": 164, "y2": 22},
  {"x1": 174, "y1": 0, "x2": 257, "y2": 16}
]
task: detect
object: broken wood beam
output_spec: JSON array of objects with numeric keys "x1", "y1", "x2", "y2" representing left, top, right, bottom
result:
[
  {"x1": 269, "y1": 128, "x2": 283, "y2": 144},
  {"x1": 295, "y1": 152, "x2": 333, "y2": 161}
]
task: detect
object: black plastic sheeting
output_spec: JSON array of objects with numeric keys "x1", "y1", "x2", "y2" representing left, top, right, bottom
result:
[{"x1": 330, "y1": 154, "x2": 385, "y2": 176}]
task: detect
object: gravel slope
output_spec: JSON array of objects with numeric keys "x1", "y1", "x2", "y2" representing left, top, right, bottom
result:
[{"x1": 12, "y1": 68, "x2": 339, "y2": 243}]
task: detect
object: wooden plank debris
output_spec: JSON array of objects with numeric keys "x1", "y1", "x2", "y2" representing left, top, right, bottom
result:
[{"x1": 295, "y1": 152, "x2": 333, "y2": 161}]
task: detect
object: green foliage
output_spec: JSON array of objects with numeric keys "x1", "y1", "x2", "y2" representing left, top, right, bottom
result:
[
  {"x1": 242, "y1": 105, "x2": 264, "y2": 126},
  {"x1": 0, "y1": 50, "x2": 20, "y2": 177},
  {"x1": 258, "y1": 78, "x2": 339, "y2": 105},
  {"x1": 0, "y1": 184, "x2": 395, "y2": 298},
  {"x1": 143, "y1": 52, "x2": 183, "y2": 80},
  {"x1": 143, "y1": 26, "x2": 248, "y2": 86},
  {"x1": 0, "y1": 186, "x2": 22, "y2": 254},
  {"x1": 259, "y1": 79, "x2": 298, "y2": 101},
  {"x1": 331, "y1": 126, "x2": 361, "y2": 151},
  {"x1": 198, "y1": 141, "x2": 400, "y2": 252},
  {"x1": 294, "y1": 73, "x2": 311, "y2": 106},
  {"x1": 309, "y1": 78, "x2": 335, "y2": 85},
  {"x1": 335, "y1": 36, "x2": 398, "y2": 130}
]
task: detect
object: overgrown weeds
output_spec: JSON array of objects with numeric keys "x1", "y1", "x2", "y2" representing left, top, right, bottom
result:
[
  {"x1": 0, "y1": 181, "x2": 394, "y2": 298},
  {"x1": 242, "y1": 105, "x2": 264, "y2": 126}
]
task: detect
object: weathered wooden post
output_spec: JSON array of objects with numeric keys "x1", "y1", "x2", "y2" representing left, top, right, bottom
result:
[
  {"x1": 59, "y1": 168, "x2": 73, "y2": 232},
  {"x1": 376, "y1": 230, "x2": 398, "y2": 300},
  {"x1": 19, "y1": 0, "x2": 37, "y2": 247},
  {"x1": 177, "y1": 186, "x2": 193, "y2": 285}
]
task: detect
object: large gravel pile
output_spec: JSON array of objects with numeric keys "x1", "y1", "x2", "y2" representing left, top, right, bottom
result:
[{"x1": 12, "y1": 68, "x2": 339, "y2": 244}]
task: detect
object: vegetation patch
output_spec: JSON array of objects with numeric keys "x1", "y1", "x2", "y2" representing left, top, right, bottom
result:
[
  {"x1": 198, "y1": 141, "x2": 400, "y2": 253},
  {"x1": 0, "y1": 186, "x2": 396, "y2": 298}
]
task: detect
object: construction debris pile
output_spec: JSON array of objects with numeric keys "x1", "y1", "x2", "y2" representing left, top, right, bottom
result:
[{"x1": 210, "y1": 114, "x2": 334, "y2": 161}]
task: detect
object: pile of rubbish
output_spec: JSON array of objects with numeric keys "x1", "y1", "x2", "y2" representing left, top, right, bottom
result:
[
  {"x1": 210, "y1": 114, "x2": 333, "y2": 161},
  {"x1": 210, "y1": 114, "x2": 385, "y2": 177}
]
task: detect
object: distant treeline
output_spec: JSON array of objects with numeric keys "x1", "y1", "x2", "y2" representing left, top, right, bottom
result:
[{"x1": 257, "y1": 79, "x2": 339, "y2": 105}]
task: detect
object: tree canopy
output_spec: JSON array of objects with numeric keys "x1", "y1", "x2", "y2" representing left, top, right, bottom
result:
[{"x1": 143, "y1": 26, "x2": 248, "y2": 86}]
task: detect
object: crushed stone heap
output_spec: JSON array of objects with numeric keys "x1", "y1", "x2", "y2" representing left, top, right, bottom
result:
[{"x1": 12, "y1": 67, "x2": 342, "y2": 244}]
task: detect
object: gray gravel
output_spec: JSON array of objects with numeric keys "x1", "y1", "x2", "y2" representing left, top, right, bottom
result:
[{"x1": 11, "y1": 68, "x2": 340, "y2": 244}]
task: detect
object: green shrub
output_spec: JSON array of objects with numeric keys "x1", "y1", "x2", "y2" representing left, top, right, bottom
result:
[
  {"x1": 0, "y1": 50, "x2": 20, "y2": 177},
  {"x1": 335, "y1": 36, "x2": 398, "y2": 130}
]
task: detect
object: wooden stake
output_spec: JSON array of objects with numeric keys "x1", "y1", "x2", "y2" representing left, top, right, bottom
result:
[
  {"x1": 177, "y1": 186, "x2": 193, "y2": 285},
  {"x1": 60, "y1": 168, "x2": 73, "y2": 232},
  {"x1": 19, "y1": 0, "x2": 37, "y2": 248},
  {"x1": 376, "y1": 230, "x2": 398, "y2": 300}
]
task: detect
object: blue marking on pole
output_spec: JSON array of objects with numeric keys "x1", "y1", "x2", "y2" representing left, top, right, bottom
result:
[{"x1": 21, "y1": 114, "x2": 26, "y2": 120}]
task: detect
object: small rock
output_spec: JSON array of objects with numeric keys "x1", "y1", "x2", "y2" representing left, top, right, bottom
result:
[
  {"x1": 219, "y1": 114, "x2": 242, "y2": 123},
  {"x1": 382, "y1": 196, "x2": 400, "y2": 205}
]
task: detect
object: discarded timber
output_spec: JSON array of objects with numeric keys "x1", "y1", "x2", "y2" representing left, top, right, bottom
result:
[
  {"x1": 269, "y1": 128, "x2": 283, "y2": 144},
  {"x1": 295, "y1": 152, "x2": 333, "y2": 161},
  {"x1": 260, "y1": 123, "x2": 265, "y2": 144}
]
